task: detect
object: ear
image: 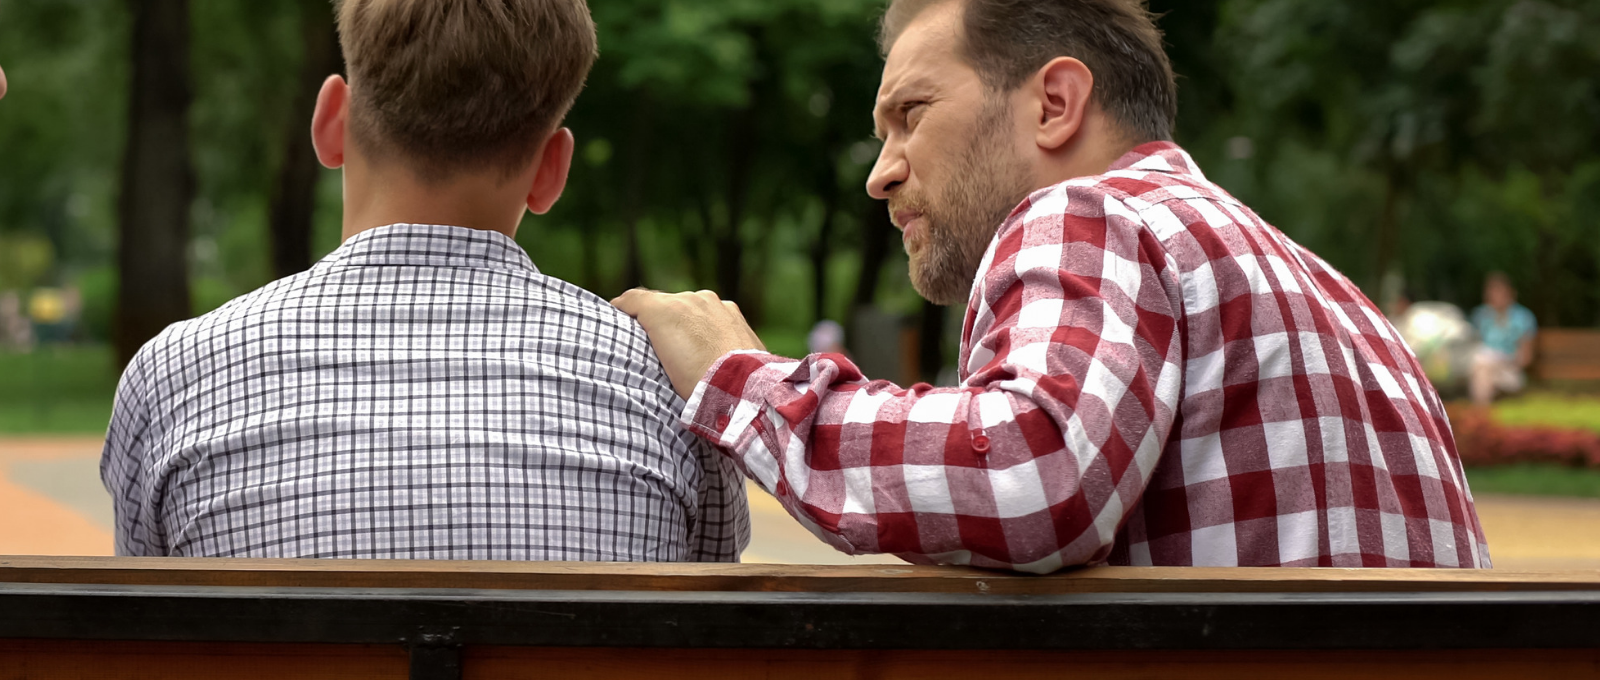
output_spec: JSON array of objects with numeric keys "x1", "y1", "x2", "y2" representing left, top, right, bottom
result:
[
  {"x1": 525, "y1": 127, "x2": 575, "y2": 215},
  {"x1": 311, "y1": 75, "x2": 349, "y2": 169},
  {"x1": 1030, "y1": 57, "x2": 1094, "y2": 152},
  {"x1": 0, "y1": 64, "x2": 8, "y2": 100}
]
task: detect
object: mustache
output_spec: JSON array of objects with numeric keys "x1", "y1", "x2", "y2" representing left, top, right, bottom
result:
[{"x1": 887, "y1": 195, "x2": 932, "y2": 229}]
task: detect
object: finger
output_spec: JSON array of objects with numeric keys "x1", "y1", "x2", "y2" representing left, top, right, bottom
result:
[
  {"x1": 694, "y1": 290, "x2": 722, "y2": 306},
  {"x1": 610, "y1": 288, "x2": 657, "y2": 315},
  {"x1": 722, "y1": 300, "x2": 742, "y2": 317}
]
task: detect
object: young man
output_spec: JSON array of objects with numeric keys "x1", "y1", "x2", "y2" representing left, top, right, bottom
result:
[
  {"x1": 617, "y1": 0, "x2": 1487, "y2": 571},
  {"x1": 102, "y1": 0, "x2": 748, "y2": 561}
]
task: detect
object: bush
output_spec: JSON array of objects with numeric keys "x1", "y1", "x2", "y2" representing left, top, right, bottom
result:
[{"x1": 1449, "y1": 404, "x2": 1600, "y2": 468}]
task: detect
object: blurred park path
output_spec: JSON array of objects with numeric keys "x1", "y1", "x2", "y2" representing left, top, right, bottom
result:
[
  {"x1": 0, "y1": 436, "x2": 1594, "y2": 569},
  {"x1": 0, "y1": 437, "x2": 112, "y2": 556}
]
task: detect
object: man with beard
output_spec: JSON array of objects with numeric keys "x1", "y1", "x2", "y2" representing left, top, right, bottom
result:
[{"x1": 614, "y1": 0, "x2": 1488, "y2": 572}]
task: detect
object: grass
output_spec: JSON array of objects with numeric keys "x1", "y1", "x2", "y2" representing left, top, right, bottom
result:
[
  {"x1": 1464, "y1": 464, "x2": 1600, "y2": 499},
  {"x1": 1490, "y1": 392, "x2": 1600, "y2": 433},
  {"x1": 0, "y1": 346, "x2": 118, "y2": 434}
]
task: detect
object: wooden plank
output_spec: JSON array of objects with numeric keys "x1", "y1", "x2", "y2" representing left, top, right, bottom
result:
[
  {"x1": 1538, "y1": 367, "x2": 1600, "y2": 381},
  {"x1": 1, "y1": 642, "x2": 1593, "y2": 680},
  {"x1": 465, "y1": 648, "x2": 1600, "y2": 680},
  {"x1": 1534, "y1": 330, "x2": 1600, "y2": 381},
  {"x1": 0, "y1": 556, "x2": 1597, "y2": 595},
  {"x1": 0, "y1": 640, "x2": 407, "y2": 680}
]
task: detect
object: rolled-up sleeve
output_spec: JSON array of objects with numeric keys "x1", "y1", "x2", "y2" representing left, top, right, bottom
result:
[{"x1": 683, "y1": 189, "x2": 1185, "y2": 573}]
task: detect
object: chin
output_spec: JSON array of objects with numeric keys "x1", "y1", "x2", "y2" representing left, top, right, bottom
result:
[{"x1": 910, "y1": 267, "x2": 971, "y2": 307}]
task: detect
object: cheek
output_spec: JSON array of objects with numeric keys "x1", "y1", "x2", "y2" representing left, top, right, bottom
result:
[{"x1": 902, "y1": 136, "x2": 949, "y2": 192}]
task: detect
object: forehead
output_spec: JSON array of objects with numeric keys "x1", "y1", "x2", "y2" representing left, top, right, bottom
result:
[{"x1": 878, "y1": 1, "x2": 969, "y2": 99}]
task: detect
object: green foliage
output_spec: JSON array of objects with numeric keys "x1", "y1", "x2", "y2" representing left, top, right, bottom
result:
[
  {"x1": 0, "y1": 0, "x2": 126, "y2": 283},
  {"x1": 0, "y1": 347, "x2": 117, "y2": 434},
  {"x1": 1, "y1": 0, "x2": 1598, "y2": 338},
  {"x1": 1493, "y1": 393, "x2": 1600, "y2": 434},
  {"x1": 0, "y1": 232, "x2": 55, "y2": 290},
  {"x1": 1198, "y1": 0, "x2": 1600, "y2": 323},
  {"x1": 1465, "y1": 464, "x2": 1600, "y2": 499}
]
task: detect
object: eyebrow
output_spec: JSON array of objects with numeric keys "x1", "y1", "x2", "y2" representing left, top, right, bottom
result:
[{"x1": 872, "y1": 77, "x2": 935, "y2": 142}]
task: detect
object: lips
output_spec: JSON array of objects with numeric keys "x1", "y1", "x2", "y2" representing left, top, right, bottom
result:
[
  {"x1": 898, "y1": 215, "x2": 927, "y2": 255},
  {"x1": 892, "y1": 208, "x2": 922, "y2": 231}
]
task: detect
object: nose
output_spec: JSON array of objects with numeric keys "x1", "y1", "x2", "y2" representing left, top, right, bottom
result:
[{"x1": 866, "y1": 140, "x2": 906, "y2": 200}]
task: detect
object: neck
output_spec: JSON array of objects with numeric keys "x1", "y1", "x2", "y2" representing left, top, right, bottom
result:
[
  {"x1": 1033, "y1": 113, "x2": 1141, "y2": 189},
  {"x1": 339, "y1": 153, "x2": 528, "y2": 242}
]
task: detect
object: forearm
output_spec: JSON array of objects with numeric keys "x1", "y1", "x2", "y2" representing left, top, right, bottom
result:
[{"x1": 683, "y1": 350, "x2": 1173, "y2": 572}]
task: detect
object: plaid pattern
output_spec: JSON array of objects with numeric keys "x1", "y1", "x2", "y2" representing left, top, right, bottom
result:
[
  {"x1": 103, "y1": 224, "x2": 748, "y2": 562},
  {"x1": 685, "y1": 143, "x2": 1487, "y2": 573}
]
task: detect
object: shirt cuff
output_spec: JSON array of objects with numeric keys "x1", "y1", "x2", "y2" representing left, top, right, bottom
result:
[{"x1": 681, "y1": 349, "x2": 790, "y2": 450}]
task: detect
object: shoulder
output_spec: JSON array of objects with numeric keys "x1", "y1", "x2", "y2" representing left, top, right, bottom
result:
[
  {"x1": 522, "y1": 275, "x2": 682, "y2": 393},
  {"x1": 124, "y1": 269, "x2": 321, "y2": 385},
  {"x1": 527, "y1": 275, "x2": 656, "y2": 347},
  {"x1": 1512, "y1": 304, "x2": 1538, "y2": 326}
]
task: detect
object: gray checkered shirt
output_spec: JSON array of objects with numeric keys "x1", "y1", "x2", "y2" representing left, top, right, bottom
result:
[{"x1": 102, "y1": 224, "x2": 749, "y2": 561}]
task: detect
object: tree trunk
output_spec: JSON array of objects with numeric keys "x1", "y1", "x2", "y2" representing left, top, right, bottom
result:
[
  {"x1": 267, "y1": 0, "x2": 341, "y2": 280},
  {"x1": 853, "y1": 200, "x2": 894, "y2": 308},
  {"x1": 715, "y1": 107, "x2": 756, "y2": 306},
  {"x1": 115, "y1": 0, "x2": 194, "y2": 367},
  {"x1": 918, "y1": 299, "x2": 945, "y2": 384},
  {"x1": 1371, "y1": 169, "x2": 1402, "y2": 300},
  {"x1": 810, "y1": 178, "x2": 840, "y2": 324},
  {"x1": 620, "y1": 97, "x2": 652, "y2": 292}
]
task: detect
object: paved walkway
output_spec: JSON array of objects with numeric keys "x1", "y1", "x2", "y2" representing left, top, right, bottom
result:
[{"x1": 2, "y1": 437, "x2": 1595, "y2": 569}]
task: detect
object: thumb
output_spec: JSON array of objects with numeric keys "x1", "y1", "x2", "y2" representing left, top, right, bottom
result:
[{"x1": 610, "y1": 288, "x2": 653, "y2": 317}]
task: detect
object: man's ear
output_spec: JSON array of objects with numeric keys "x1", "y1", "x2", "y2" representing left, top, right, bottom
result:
[
  {"x1": 525, "y1": 127, "x2": 575, "y2": 215},
  {"x1": 1031, "y1": 57, "x2": 1094, "y2": 152},
  {"x1": 0, "y1": 64, "x2": 8, "y2": 100},
  {"x1": 311, "y1": 75, "x2": 349, "y2": 169}
]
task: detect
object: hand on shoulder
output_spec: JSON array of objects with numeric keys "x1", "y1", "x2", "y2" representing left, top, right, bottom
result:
[{"x1": 611, "y1": 289, "x2": 767, "y2": 400}]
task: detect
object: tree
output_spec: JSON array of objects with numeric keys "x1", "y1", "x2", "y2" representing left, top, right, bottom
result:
[
  {"x1": 115, "y1": 0, "x2": 193, "y2": 366},
  {"x1": 1213, "y1": 0, "x2": 1600, "y2": 325},
  {"x1": 267, "y1": 0, "x2": 341, "y2": 280}
]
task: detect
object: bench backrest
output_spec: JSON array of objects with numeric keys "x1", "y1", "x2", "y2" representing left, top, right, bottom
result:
[
  {"x1": 1, "y1": 559, "x2": 1597, "y2": 679},
  {"x1": 1534, "y1": 328, "x2": 1600, "y2": 381}
]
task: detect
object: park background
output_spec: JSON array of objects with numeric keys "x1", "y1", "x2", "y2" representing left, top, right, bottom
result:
[{"x1": 0, "y1": 0, "x2": 1598, "y2": 565}]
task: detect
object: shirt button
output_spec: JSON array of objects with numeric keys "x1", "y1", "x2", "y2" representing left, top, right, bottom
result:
[
  {"x1": 972, "y1": 434, "x2": 991, "y2": 452},
  {"x1": 716, "y1": 414, "x2": 731, "y2": 430}
]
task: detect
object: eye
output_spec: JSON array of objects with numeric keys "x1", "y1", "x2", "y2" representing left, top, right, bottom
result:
[{"x1": 901, "y1": 101, "x2": 927, "y2": 129}]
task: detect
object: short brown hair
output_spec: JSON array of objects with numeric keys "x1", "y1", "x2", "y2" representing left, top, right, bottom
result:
[
  {"x1": 882, "y1": 0, "x2": 1176, "y2": 144},
  {"x1": 336, "y1": 0, "x2": 598, "y2": 182}
]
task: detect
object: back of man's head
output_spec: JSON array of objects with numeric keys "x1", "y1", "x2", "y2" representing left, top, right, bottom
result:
[
  {"x1": 881, "y1": 0, "x2": 1176, "y2": 144},
  {"x1": 335, "y1": 0, "x2": 597, "y2": 183}
]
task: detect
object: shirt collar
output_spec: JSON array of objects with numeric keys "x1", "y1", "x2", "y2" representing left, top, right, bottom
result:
[
  {"x1": 317, "y1": 224, "x2": 540, "y2": 274},
  {"x1": 1107, "y1": 141, "x2": 1208, "y2": 181}
]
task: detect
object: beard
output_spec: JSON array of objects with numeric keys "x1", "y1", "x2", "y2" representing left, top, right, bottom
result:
[{"x1": 889, "y1": 99, "x2": 1033, "y2": 306}]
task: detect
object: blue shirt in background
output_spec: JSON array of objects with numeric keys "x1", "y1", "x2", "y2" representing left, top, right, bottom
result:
[{"x1": 1471, "y1": 303, "x2": 1537, "y2": 356}]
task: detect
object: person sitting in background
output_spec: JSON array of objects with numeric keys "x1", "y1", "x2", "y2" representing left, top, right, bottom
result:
[
  {"x1": 1470, "y1": 272, "x2": 1537, "y2": 407},
  {"x1": 101, "y1": 0, "x2": 747, "y2": 561}
]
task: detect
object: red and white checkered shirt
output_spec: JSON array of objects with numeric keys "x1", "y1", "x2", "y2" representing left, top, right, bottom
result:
[{"x1": 684, "y1": 142, "x2": 1489, "y2": 573}]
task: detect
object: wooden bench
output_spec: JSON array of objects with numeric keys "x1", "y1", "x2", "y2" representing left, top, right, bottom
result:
[
  {"x1": 1534, "y1": 328, "x2": 1600, "y2": 382},
  {"x1": 0, "y1": 557, "x2": 1597, "y2": 679}
]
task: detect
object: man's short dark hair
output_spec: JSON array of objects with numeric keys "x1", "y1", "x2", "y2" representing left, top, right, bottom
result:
[
  {"x1": 336, "y1": 0, "x2": 598, "y2": 182},
  {"x1": 881, "y1": 0, "x2": 1177, "y2": 144}
]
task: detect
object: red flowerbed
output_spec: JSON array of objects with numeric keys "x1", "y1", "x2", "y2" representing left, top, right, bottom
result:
[{"x1": 1447, "y1": 405, "x2": 1600, "y2": 468}]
